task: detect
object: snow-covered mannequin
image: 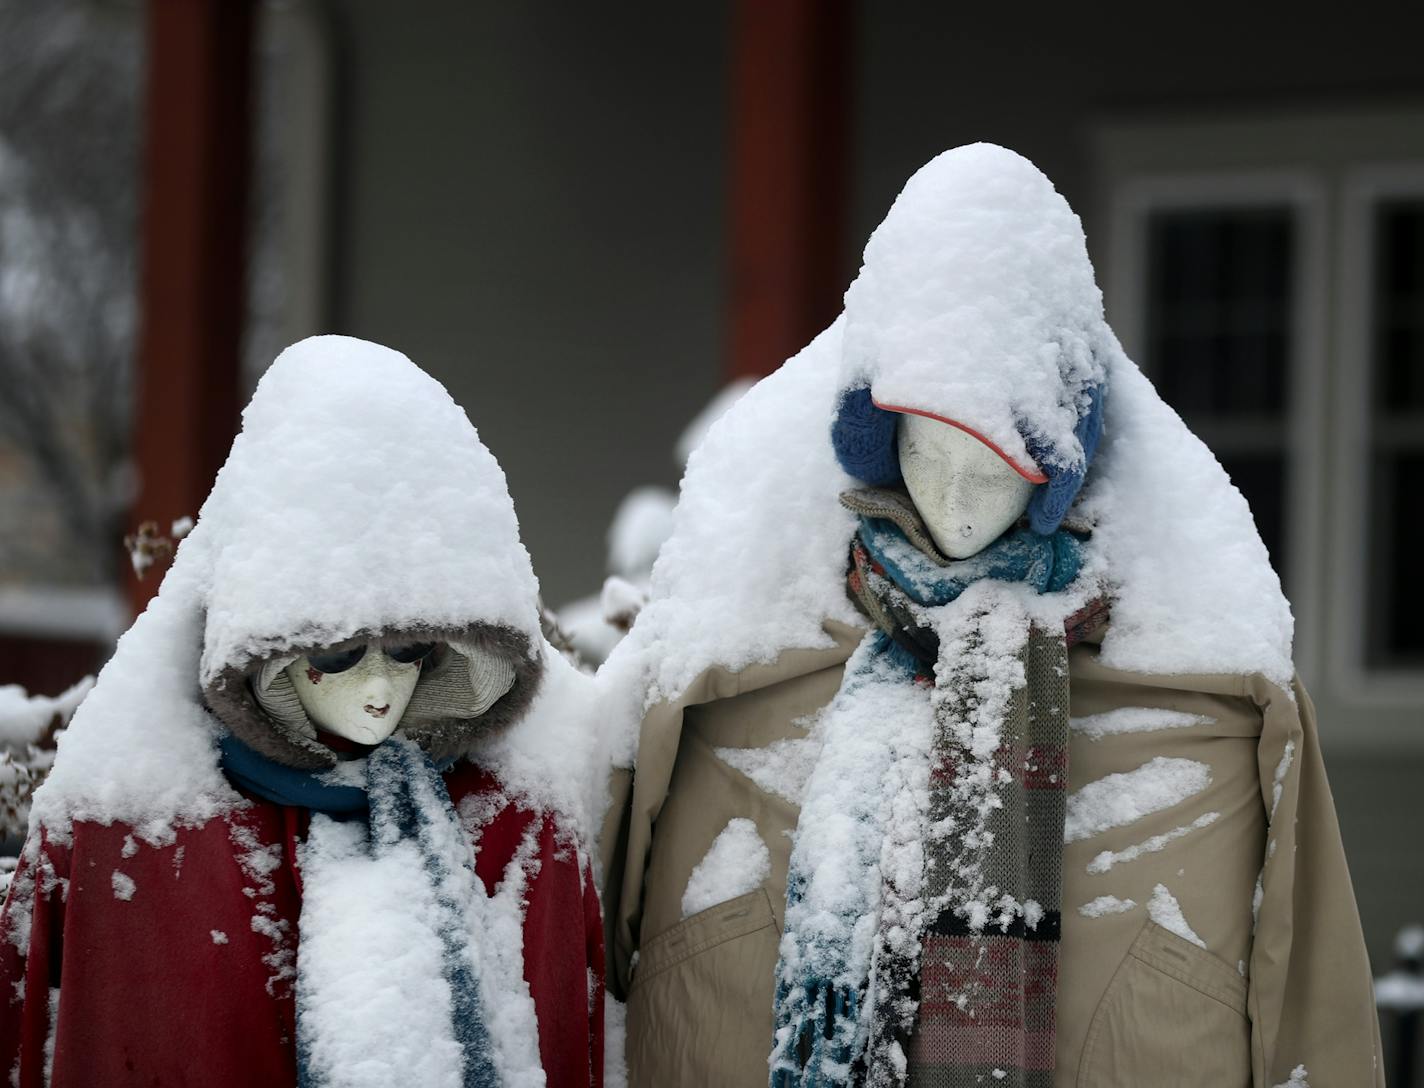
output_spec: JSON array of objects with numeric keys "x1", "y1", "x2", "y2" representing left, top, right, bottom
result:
[
  {"x1": 1, "y1": 337, "x2": 608, "y2": 1088},
  {"x1": 601, "y1": 144, "x2": 1380, "y2": 1088}
]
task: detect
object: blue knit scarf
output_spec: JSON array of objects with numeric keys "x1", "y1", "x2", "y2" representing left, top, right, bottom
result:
[
  {"x1": 770, "y1": 512, "x2": 1082, "y2": 1088},
  {"x1": 219, "y1": 736, "x2": 499, "y2": 1087}
]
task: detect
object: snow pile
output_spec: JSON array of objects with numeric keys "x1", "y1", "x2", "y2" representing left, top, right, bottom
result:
[
  {"x1": 468, "y1": 646, "x2": 611, "y2": 844},
  {"x1": 842, "y1": 143, "x2": 1105, "y2": 479},
  {"x1": 1069, "y1": 707, "x2": 1211, "y2": 741},
  {"x1": 0, "y1": 678, "x2": 93, "y2": 841},
  {"x1": 603, "y1": 321, "x2": 858, "y2": 711},
  {"x1": 675, "y1": 378, "x2": 757, "y2": 466},
  {"x1": 298, "y1": 757, "x2": 544, "y2": 1088},
  {"x1": 109, "y1": 870, "x2": 135, "y2": 901},
  {"x1": 1082, "y1": 355, "x2": 1294, "y2": 687},
  {"x1": 607, "y1": 487, "x2": 677, "y2": 581},
  {"x1": 1147, "y1": 884, "x2": 1206, "y2": 949},
  {"x1": 715, "y1": 724, "x2": 821, "y2": 807},
  {"x1": 1374, "y1": 972, "x2": 1424, "y2": 1011},
  {"x1": 680, "y1": 818, "x2": 771, "y2": 918},
  {"x1": 1064, "y1": 757, "x2": 1211, "y2": 843},
  {"x1": 0, "y1": 679, "x2": 92, "y2": 749},
  {"x1": 604, "y1": 997, "x2": 629, "y2": 1088},
  {"x1": 31, "y1": 336, "x2": 552, "y2": 843},
  {"x1": 1078, "y1": 895, "x2": 1136, "y2": 918}
]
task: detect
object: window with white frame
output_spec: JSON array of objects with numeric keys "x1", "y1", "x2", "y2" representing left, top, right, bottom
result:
[{"x1": 1097, "y1": 110, "x2": 1424, "y2": 736}]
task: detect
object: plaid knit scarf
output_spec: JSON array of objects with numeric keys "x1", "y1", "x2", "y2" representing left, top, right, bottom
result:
[{"x1": 771, "y1": 489, "x2": 1101, "y2": 1088}]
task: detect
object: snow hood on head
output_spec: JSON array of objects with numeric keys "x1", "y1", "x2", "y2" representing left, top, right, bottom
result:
[
  {"x1": 34, "y1": 336, "x2": 548, "y2": 837},
  {"x1": 840, "y1": 143, "x2": 1107, "y2": 479},
  {"x1": 198, "y1": 336, "x2": 542, "y2": 678},
  {"x1": 608, "y1": 145, "x2": 1294, "y2": 721},
  {"x1": 196, "y1": 337, "x2": 545, "y2": 768}
]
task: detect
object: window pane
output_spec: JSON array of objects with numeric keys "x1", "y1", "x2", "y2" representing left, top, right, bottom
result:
[
  {"x1": 1146, "y1": 208, "x2": 1294, "y2": 419},
  {"x1": 1367, "y1": 199, "x2": 1424, "y2": 668},
  {"x1": 1142, "y1": 206, "x2": 1295, "y2": 583},
  {"x1": 1367, "y1": 450, "x2": 1424, "y2": 668},
  {"x1": 1373, "y1": 201, "x2": 1424, "y2": 413}
]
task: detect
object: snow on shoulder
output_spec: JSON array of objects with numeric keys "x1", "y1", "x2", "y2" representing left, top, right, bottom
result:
[
  {"x1": 603, "y1": 320, "x2": 859, "y2": 710},
  {"x1": 33, "y1": 335, "x2": 548, "y2": 841},
  {"x1": 608, "y1": 142, "x2": 1294, "y2": 716}
]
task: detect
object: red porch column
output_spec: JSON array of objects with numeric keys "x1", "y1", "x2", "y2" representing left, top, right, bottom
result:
[
  {"x1": 726, "y1": 0, "x2": 852, "y2": 380},
  {"x1": 126, "y1": 0, "x2": 256, "y2": 613}
]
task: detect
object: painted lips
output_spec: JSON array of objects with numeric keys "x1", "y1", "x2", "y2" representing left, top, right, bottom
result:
[{"x1": 364, "y1": 704, "x2": 390, "y2": 718}]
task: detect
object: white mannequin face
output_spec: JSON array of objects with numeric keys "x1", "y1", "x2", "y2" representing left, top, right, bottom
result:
[
  {"x1": 285, "y1": 642, "x2": 431, "y2": 745},
  {"x1": 897, "y1": 413, "x2": 1035, "y2": 559}
]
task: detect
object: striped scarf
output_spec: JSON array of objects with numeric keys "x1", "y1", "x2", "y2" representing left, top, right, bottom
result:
[{"x1": 771, "y1": 489, "x2": 1099, "y2": 1088}]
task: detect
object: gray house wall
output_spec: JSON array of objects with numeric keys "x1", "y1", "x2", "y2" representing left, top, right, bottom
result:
[{"x1": 331, "y1": 1, "x2": 728, "y2": 608}]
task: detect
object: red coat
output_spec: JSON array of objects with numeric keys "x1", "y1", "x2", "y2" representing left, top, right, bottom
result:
[{"x1": 0, "y1": 761, "x2": 604, "y2": 1087}]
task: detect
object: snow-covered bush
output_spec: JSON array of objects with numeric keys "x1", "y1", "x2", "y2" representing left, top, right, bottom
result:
[{"x1": 0, "y1": 678, "x2": 93, "y2": 892}]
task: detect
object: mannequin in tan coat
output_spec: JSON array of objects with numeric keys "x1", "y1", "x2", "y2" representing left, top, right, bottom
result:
[{"x1": 600, "y1": 144, "x2": 1381, "y2": 1088}]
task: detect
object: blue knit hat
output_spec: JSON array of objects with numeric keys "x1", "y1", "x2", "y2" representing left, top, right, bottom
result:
[{"x1": 830, "y1": 381, "x2": 1105, "y2": 535}]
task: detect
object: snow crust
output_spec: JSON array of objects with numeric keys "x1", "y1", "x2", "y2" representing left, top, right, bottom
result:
[
  {"x1": 1068, "y1": 707, "x2": 1211, "y2": 741},
  {"x1": 1078, "y1": 895, "x2": 1136, "y2": 918},
  {"x1": 680, "y1": 818, "x2": 771, "y2": 919},
  {"x1": 1064, "y1": 758, "x2": 1211, "y2": 843},
  {"x1": 29, "y1": 336, "x2": 551, "y2": 841},
  {"x1": 1147, "y1": 883, "x2": 1206, "y2": 949}
]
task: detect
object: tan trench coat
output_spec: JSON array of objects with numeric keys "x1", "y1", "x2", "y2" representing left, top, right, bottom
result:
[{"x1": 602, "y1": 619, "x2": 1383, "y2": 1087}]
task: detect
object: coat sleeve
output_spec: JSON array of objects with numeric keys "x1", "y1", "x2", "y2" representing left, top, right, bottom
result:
[
  {"x1": 1247, "y1": 675, "x2": 1384, "y2": 1087},
  {"x1": 0, "y1": 831, "x2": 69, "y2": 1088},
  {"x1": 521, "y1": 813, "x2": 605, "y2": 1088}
]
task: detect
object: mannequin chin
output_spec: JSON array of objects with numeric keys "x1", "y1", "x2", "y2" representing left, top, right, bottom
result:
[
  {"x1": 286, "y1": 646, "x2": 421, "y2": 746},
  {"x1": 897, "y1": 414, "x2": 1035, "y2": 559}
]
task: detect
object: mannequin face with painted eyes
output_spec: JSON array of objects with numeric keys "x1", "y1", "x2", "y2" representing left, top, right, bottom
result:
[
  {"x1": 285, "y1": 642, "x2": 434, "y2": 745},
  {"x1": 897, "y1": 414, "x2": 1035, "y2": 559}
]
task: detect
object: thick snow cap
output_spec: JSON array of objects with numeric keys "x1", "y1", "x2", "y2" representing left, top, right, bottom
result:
[
  {"x1": 840, "y1": 143, "x2": 1107, "y2": 481},
  {"x1": 199, "y1": 336, "x2": 542, "y2": 678},
  {"x1": 33, "y1": 336, "x2": 550, "y2": 838}
]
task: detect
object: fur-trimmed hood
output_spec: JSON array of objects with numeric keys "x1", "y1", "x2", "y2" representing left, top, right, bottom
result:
[
  {"x1": 192, "y1": 337, "x2": 547, "y2": 768},
  {"x1": 204, "y1": 623, "x2": 543, "y2": 771}
]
